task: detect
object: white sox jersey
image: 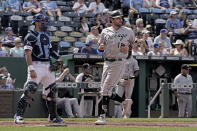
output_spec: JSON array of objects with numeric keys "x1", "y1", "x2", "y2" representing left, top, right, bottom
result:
[
  {"x1": 99, "y1": 26, "x2": 135, "y2": 59},
  {"x1": 122, "y1": 57, "x2": 139, "y2": 79}
]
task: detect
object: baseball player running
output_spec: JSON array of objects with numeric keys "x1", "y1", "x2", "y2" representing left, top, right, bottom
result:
[
  {"x1": 115, "y1": 56, "x2": 139, "y2": 118},
  {"x1": 14, "y1": 13, "x2": 65, "y2": 125},
  {"x1": 173, "y1": 64, "x2": 193, "y2": 118},
  {"x1": 95, "y1": 10, "x2": 135, "y2": 125}
]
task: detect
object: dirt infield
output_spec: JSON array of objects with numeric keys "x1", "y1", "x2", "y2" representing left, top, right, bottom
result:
[{"x1": 1, "y1": 120, "x2": 197, "y2": 127}]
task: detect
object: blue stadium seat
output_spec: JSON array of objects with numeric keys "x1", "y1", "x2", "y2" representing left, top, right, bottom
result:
[
  {"x1": 160, "y1": 14, "x2": 169, "y2": 19},
  {"x1": 60, "y1": 26, "x2": 73, "y2": 32},
  {"x1": 182, "y1": 9, "x2": 192, "y2": 14},
  {"x1": 59, "y1": 6, "x2": 72, "y2": 12},
  {"x1": 10, "y1": 15, "x2": 23, "y2": 21},
  {"x1": 48, "y1": 26, "x2": 57, "y2": 32},
  {"x1": 56, "y1": 1, "x2": 67, "y2": 6},
  {"x1": 165, "y1": 9, "x2": 176, "y2": 14},
  {"x1": 15, "y1": 11, "x2": 31, "y2": 17},
  {"x1": 58, "y1": 41, "x2": 71, "y2": 55},
  {"x1": 50, "y1": 21, "x2": 64, "y2": 27},
  {"x1": 58, "y1": 16, "x2": 71, "y2": 22},
  {"x1": 26, "y1": 16, "x2": 33, "y2": 22},
  {"x1": 59, "y1": 41, "x2": 71, "y2": 48},
  {"x1": 139, "y1": 8, "x2": 150, "y2": 13},
  {"x1": 151, "y1": 8, "x2": 163, "y2": 14},
  {"x1": 74, "y1": 41, "x2": 85, "y2": 48},
  {"x1": 63, "y1": 12, "x2": 78, "y2": 17},
  {"x1": 193, "y1": 9, "x2": 197, "y2": 14}
]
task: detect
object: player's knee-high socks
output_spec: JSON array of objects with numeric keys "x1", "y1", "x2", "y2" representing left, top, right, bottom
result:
[
  {"x1": 100, "y1": 96, "x2": 110, "y2": 115},
  {"x1": 46, "y1": 99, "x2": 58, "y2": 120},
  {"x1": 16, "y1": 95, "x2": 28, "y2": 116}
]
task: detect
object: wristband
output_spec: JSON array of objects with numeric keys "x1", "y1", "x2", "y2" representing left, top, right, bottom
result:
[{"x1": 28, "y1": 65, "x2": 35, "y2": 71}]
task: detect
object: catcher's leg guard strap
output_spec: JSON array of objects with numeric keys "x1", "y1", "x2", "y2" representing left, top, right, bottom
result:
[
  {"x1": 110, "y1": 93, "x2": 125, "y2": 103},
  {"x1": 100, "y1": 96, "x2": 110, "y2": 115},
  {"x1": 16, "y1": 81, "x2": 38, "y2": 116},
  {"x1": 46, "y1": 82, "x2": 57, "y2": 99}
]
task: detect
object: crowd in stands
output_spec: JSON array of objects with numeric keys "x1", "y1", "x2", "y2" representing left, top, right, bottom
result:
[{"x1": 0, "y1": 0, "x2": 197, "y2": 57}]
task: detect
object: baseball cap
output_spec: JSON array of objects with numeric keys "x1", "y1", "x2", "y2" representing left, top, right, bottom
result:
[
  {"x1": 181, "y1": 64, "x2": 191, "y2": 70},
  {"x1": 153, "y1": 43, "x2": 160, "y2": 48},
  {"x1": 110, "y1": 10, "x2": 123, "y2": 18},
  {"x1": 103, "y1": 9, "x2": 109, "y2": 14},
  {"x1": 85, "y1": 41, "x2": 93, "y2": 46},
  {"x1": 83, "y1": 63, "x2": 91, "y2": 70},
  {"x1": 142, "y1": 30, "x2": 150, "y2": 34},
  {"x1": 91, "y1": 26, "x2": 98, "y2": 30},
  {"x1": 160, "y1": 29, "x2": 168, "y2": 34},
  {"x1": 5, "y1": 27, "x2": 12, "y2": 32},
  {"x1": 0, "y1": 74, "x2": 7, "y2": 80},
  {"x1": 170, "y1": 11, "x2": 177, "y2": 15}
]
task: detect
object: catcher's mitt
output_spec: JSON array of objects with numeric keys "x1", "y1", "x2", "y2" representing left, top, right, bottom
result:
[{"x1": 49, "y1": 60, "x2": 63, "y2": 72}]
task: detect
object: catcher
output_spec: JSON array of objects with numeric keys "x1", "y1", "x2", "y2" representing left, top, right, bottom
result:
[{"x1": 14, "y1": 13, "x2": 65, "y2": 125}]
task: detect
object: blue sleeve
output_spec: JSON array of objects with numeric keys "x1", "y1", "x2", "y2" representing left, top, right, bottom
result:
[
  {"x1": 130, "y1": 0, "x2": 133, "y2": 7},
  {"x1": 81, "y1": 47, "x2": 86, "y2": 53},
  {"x1": 53, "y1": 2, "x2": 58, "y2": 9},
  {"x1": 97, "y1": 49, "x2": 105, "y2": 55},
  {"x1": 141, "y1": 0, "x2": 144, "y2": 7},
  {"x1": 23, "y1": 2, "x2": 27, "y2": 8},
  {"x1": 166, "y1": 19, "x2": 170, "y2": 28}
]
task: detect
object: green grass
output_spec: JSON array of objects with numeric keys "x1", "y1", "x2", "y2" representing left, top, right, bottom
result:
[
  {"x1": 1, "y1": 118, "x2": 197, "y2": 131},
  {"x1": 0, "y1": 127, "x2": 197, "y2": 131}
]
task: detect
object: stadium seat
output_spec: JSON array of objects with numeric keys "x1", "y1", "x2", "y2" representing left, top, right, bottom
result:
[
  {"x1": 58, "y1": 41, "x2": 71, "y2": 55},
  {"x1": 188, "y1": 15, "x2": 196, "y2": 20},
  {"x1": 51, "y1": 21, "x2": 64, "y2": 27},
  {"x1": 50, "y1": 36, "x2": 60, "y2": 42},
  {"x1": 54, "y1": 31, "x2": 67, "y2": 37},
  {"x1": 15, "y1": 11, "x2": 31, "y2": 17},
  {"x1": 73, "y1": 17, "x2": 80, "y2": 23},
  {"x1": 155, "y1": 19, "x2": 166, "y2": 35},
  {"x1": 26, "y1": 16, "x2": 33, "y2": 22},
  {"x1": 59, "y1": 6, "x2": 72, "y2": 12},
  {"x1": 79, "y1": 36, "x2": 87, "y2": 43},
  {"x1": 73, "y1": 41, "x2": 85, "y2": 48},
  {"x1": 56, "y1": 1, "x2": 67, "y2": 6},
  {"x1": 48, "y1": 26, "x2": 57, "y2": 32},
  {"x1": 79, "y1": 12, "x2": 95, "y2": 18},
  {"x1": 58, "y1": 16, "x2": 71, "y2": 22},
  {"x1": 151, "y1": 8, "x2": 163, "y2": 14},
  {"x1": 63, "y1": 12, "x2": 78, "y2": 17},
  {"x1": 49, "y1": 16, "x2": 55, "y2": 21},
  {"x1": 10, "y1": 15, "x2": 23, "y2": 21},
  {"x1": 69, "y1": 32, "x2": 83, "y2": 38},
  {"x1": 64, "y1": 36, "x2": 76, "y2": 43},
  {"x1": 59, "y1": 41, "x2": 71, "y2": 48},
  {"x1": 139, "y1": 8, "x2": 150, "y2": 13},
  {"x1": 193, "y1": 9, "x2": 197, "y2": 14},
  {"x1": 60, "y1": 26, "x2": 73, "y2": 32},
  {"x1": 165, "y1": 9, "x2": 176, "y2": 14},
  {"x1": 160, "y1": 14, "x2": 169, "y2": 19},
  {"x1": 182, "y1": 9, "x2": 192, "y2": 14}
]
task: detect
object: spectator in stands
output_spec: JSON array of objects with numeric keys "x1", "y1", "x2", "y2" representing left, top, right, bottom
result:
[
  {"x1": 79, "y1": 16, "x2": 90, "y2": 33},
  {"x1": 156, "y1": 0, "x2": 173, "y2": 10},
  {"x1": 173, "y1": 0, "x2": 186, "y2": 9},
  {"x1": 23, "y1": 0, "x2": 42, "y2": 14},
  {"x1": 147, "y1": 43, "x2": 160, "y2": 56},
  {"x1": 131, "y1": 25, "x2": 137, "y2": 35},
  {"x1": 136, "y1": 18, "x2": 145, "y2": 32},
  {"x1": 0, "y1": 67, "x2": 15, "y2": 86},
  {"x1": 144, "y1": 0, "x2": 156, "y2": 8},
  {"x1": 53, "y1": 65, "x2": 82, "y2": 118},
  {"x1": 154, "y1": 29, "x2": 171, "y2": 49},
  {"x1": 81, "y1": 41, "x2": 98, "y2": 54},
  {"x1": 166, "y1": 11, "x2": 182, "y2": 41},
  {"x1": 120, "y1": 0, "x2": 131, "y2": 16},
  {"x1": 10, "y1": 37, "x2": 24, "y2": 57},
  {"x1": 41, "y1": 0, "x2": 62, "y2": 17},
  {"x1": 129, "y1": 0, "x2": 144, "y2": 20},
  {"x1": 86, "y1": 26, "x2": 100, "y2": 48},
  {"x1": 76, "y1": 63, "x2": 94, "y2": 117},
  {"x1": 136, "y1": 31, "x2": 143, "y2": 39},
  {"x1": 0, "y1": 0, "x2": 6, "y2": 11},
  {"x1": 124, "y1": 10, "x2": 136, "y2": 26},
  {"x1": 0, "y1": 74, "x2": 14, "y2": 90},
  {"x1": 142, "y1": 30, "x2": 153, "y2": 49},
  {"x1": 170, "y1": 39, "x2": 188, "y2": 56},
  {"x1": 93, "y1": 14, "x2": 104, "y2": 33},
  {"x1": 192, "y1": 0, "x2": 197, "y2": 8},
  {"x1": 101, "y1": 9, "x2": 111, "y2": 28},
  {"x1": 132, "y1": 40, "x2": 143, "y2": 56},
  {"x1": 72, "y1": 0, "x2": 88, "y2": 14},
  {"x1": 159, "y1": 41, "x2": 169, "y2": 56},
  {"x1": 0, "y1": 40, "x2": 8, "y2": 57},
  {"x1": 5, "y1": 0, "x2": 21, "y2": 12},
  {"x1": 1, "y1": 27, "x2": 16, "y2": 48},
  {"x1": 88, "y1": 0, "x2": 106, "y2": 14},
  {"x1": 138, "y1": 39, "x2": 148, "y2": 55}
]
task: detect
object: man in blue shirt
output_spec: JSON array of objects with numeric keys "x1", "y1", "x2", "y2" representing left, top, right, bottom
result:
[
  {"x1": 22, "y1": 0, "x2": 42, "y2": 14},
  {"x1": 1, "y1": 27, "x2": 16, "y2": 48},
  {"x1": 0, "y1": 74, "x2": 14, "y2": 90},
  {"x1": 41, "y1": 0, "x2": 62, "y2": 17},
  {"x1": 0, "y1": 0, "x2": 6, "y2": 11},
  {"x1": 5, "y1": 0, "x2": 21, "y2": 12},
  {"x1": 81, "y1": 41, "x2": 98, "y2": 54}
]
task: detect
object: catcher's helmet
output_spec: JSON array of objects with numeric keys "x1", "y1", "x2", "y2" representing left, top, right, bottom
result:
[{"x1": 31, "y1": 13, "x2": 49, "y2": 25}]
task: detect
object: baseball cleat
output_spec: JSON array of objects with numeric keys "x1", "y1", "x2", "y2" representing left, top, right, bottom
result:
[
  {"x1": 14, "y1": 114, "x2": 24, "y2": 124},
  {"x1": 95, "y1": 115, "x2": 106, "y2": 125},
  {"x1": 49, "y1": 116, "x2": 66, "y2": 126},
  {"x1": 122, "y1": 99, "x2": 133, "y2": 117}
]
